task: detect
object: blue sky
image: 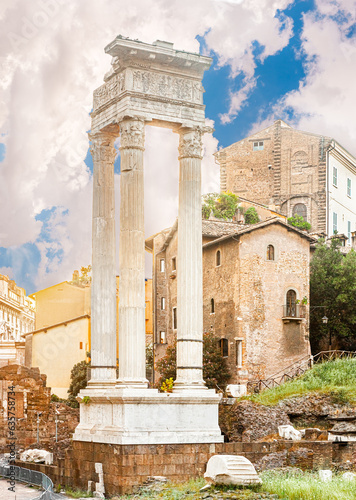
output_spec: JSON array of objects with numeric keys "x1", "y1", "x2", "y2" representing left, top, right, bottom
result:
[{"x1": 0, "y1": 0, "x2": 355, "y2": 294}]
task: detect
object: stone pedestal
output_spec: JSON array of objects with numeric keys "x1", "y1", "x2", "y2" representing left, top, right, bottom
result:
[{"x1": 73, "y1": 388, "x2": 223, "y2": 444}]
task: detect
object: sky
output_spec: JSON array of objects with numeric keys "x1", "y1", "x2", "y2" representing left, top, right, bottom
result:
[{"x1": 0, "y1": 0, "x2": 356, "y2": 294}]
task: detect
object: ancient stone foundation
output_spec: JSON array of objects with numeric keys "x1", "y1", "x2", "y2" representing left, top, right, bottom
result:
[{"x1": 16, "y1": 440, "x2": 356, "y2": 496}]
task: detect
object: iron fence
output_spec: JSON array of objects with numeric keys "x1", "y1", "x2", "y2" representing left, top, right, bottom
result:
[
  {"x1": 247, "y1": 349, "x2": 356, "y2": 394},
  {"x1": 282, "y1": 304, "x2": 307, "y2": 318},
  {"x1": 0, "y1": 464, "x2": 62, "y2": 500}
]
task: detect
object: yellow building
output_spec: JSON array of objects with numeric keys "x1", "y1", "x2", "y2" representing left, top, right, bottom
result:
[{"x1": 26, "y1": 275, "x2": 153, "y2": 398}]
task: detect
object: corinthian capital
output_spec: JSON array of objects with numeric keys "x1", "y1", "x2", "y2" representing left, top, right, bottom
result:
[
  {"x1": 178, "y1": 127, "x2": 203, "y2": 160},
  {"x1": 119, "y1": 118, "x2": 145, "y2": 150},
  {"x1": 89, "y1": 130, "x2": 118, "y2": 164}
]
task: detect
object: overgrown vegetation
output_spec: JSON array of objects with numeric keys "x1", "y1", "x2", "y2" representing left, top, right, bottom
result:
[
  {"x1": 67, "y1": 359, "x2": 91, "y2": 407},
  {"x1": 246, "y1": 358, "x2": 356, "y2": 406},
  {"x1": 287, "y1": 214, "x2": 311, "y2": 231},
  {"x1": 156, "y1": 331, "x2": 231, "y2": 391},
  {"x1": 244, "y1": 206, "x2": 260, "y2": 224},
  {"x1": 202, "y1": 191, "x2": 239, "y2": 220},
  {"x1": 310, "y1": 237, "x2": 356, "y2": 352}
]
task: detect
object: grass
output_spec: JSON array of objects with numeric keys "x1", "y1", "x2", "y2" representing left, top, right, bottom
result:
[
  {"x1": 244, "y1": 358, "x2": 356, "y2": 406},
  {"x1": 118, "y1": 471, "x2": 356, "y2": 499},
  {"x1": 261, "y1": 470, "x2": 356, "y2": 500}
]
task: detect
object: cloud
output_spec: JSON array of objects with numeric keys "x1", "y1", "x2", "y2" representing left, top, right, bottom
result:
[
  {"x1": 249, "y1": 0, "x2": 356, "y2": 156},
  {"x1": 0, "y1": 0, "x2": 297, "y2": 291}
]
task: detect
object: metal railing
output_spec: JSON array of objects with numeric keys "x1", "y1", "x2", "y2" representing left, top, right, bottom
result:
[
  {"x1": 247, "y1": 350, "x2": 356, "y2": 394},
  {"x1": 282, "y1": 304, "x2": 307, "y2": 318},
  {"x1": 0, "y1": 464, "x2": 62, "y2": 500}
]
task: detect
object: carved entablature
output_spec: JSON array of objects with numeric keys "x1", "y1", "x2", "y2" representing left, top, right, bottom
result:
[
  {"x1": 178, "y1": 128, "x2": 203, "y2": 160},
  {"x1": 93, "y1": 68, "x2": 203, "y2": 112}
]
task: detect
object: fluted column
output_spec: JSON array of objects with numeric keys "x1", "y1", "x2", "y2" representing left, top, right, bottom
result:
[
  {"x1": 174, "y1": 127, "x2": 206, "y2": 391},
  {"x1": 117, "y1": 118, "x2": 147, "y2": 388},
  {"x1": 89, "y1": 130, "x2": 118, "y2": 386}
]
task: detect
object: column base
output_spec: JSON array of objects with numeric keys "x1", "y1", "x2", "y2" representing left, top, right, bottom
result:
[{"x1": 73, "y1": 387, "x2": 223, "y2": 445}]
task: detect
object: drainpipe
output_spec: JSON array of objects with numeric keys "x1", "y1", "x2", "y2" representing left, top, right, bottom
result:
[{"x1": 325, "y1": 140, "x2": 336, "y2": 237}]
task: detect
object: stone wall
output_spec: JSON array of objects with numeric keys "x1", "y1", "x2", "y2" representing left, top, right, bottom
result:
[
  {"x1": 216, "y1": 120, "x2": 331, "y2": 233},
  {"x1": 0, "y1": 364, "x2": 79, "y2": 452},
  {"x1": 16, "y1": 439, "x2": 356, "y2": 496}
]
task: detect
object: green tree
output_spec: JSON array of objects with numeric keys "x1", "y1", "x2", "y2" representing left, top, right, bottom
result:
[
  {"x1": 67, "y1": 359, "x2": 91, "y2": 407},
  {"x1": 310, "y1": 238, "x2": 356, "y2": 352},
  {"x1": 202, "y1": 192, "x2": 239, "y2": 220},
  {"x1": 155, "y1": 331, "x2": 231, "y2": 390},
  {"x1": 244, "y1": 206, "x2": 260, "y2": 224},
  {"x1": 287, "y1": 215, "x2": 311, "y2": 231}
]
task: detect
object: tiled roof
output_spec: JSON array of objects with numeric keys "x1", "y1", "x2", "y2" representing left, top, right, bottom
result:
[{"x1": 202, "y1": 219, "x2": 244, "y2": 237}]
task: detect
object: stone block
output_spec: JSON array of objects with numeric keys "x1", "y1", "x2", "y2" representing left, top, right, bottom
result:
[
  {"x1": 204, "y1": 455, "x2": 261, "y2": 485},
  {"x1": 278, "y1": 425, "x2": 302, "y2": 441}
]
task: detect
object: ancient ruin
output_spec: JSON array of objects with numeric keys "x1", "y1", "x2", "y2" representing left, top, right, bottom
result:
[{"x1": 73, "y1": 36, "x2": 223, "y2": 445}]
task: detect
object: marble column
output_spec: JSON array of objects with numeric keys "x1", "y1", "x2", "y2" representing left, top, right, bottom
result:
[
  {"x1": 89, "y1": 130, "x2": 118, "y2": 386},
  {"x1": 117, "y1": 118, "x2": 147, "y2": 388},
  {"x1": 174, "y1": 127, "x2": 206, "y2": 391}
]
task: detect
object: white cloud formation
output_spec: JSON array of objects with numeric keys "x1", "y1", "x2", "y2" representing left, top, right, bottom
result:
[
  {"x1": 0, "y1": 0, "x2": 296, "y2": 291},
  {"x1": 249, "y1": 0, "x2": 356, "y2": 156}
]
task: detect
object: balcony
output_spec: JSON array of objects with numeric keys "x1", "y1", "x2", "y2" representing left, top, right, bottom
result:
[{"x1": 282, "y1": 304, "x2": 306, "y2": 323}]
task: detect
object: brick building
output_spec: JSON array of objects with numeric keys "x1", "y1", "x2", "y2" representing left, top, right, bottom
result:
[
  {"x1": 146, "y1": 215, "x2": 314, "y2": 386},
  {"x1": 215, "y1": 120, "x2": 356, "y2": 242}
]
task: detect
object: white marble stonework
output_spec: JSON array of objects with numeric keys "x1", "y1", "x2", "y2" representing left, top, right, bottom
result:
[{"x1": 73, "y1": 36, "x2": 223, "y2": 445}]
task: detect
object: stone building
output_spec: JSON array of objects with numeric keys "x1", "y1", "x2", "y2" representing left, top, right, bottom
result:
[
  {"x1": 147, "y1": 216, "x2": 314, "y2": 385},
  {"x1": 26, "y1": 275, "x2": 153, "y2": 398},
  {"x1": 0, "y1": 274, "x2": 35, "y2": 367},
  {"x1": 215, "y1": 120, "x2": 356, "y2": 242}
]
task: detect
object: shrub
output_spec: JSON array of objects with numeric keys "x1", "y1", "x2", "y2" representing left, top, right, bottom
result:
[
  {"x1": 287, "y1": 215, "x2": 311, "y2": 231},
  {"x1": 202, "y1": 192, "x2": 239, "y2": 220},
  {"x1": 244, "y1": 206, "x2": 260, "y2": 224},
  {"x1": 155, "y1": 331, "x2": 231, "y2": 390}
]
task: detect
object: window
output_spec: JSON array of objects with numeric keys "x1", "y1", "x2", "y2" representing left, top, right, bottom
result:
[
  {"x1": 159, "y1": 331, "x2": 166, "y2": 344},
  {"x1": 172, "y1": 257, "x2": 176, "y2": 271},
  {"x1": 286, "y1": 290, "x2": 297, "y2": 317},
  {"x1": 220, "y1": 338, "x2": 229, "y2": 357},
  {"x1": 253, "y1": 141, "x2": 264, "y2": 151},
  {"x1": 216, "y1": 250, "x2": 221, "y2": 267},
  {"x1": 333, "y1": 212, "x2": 338, "y2": 234},
  {"x1": 160, "y1": 259, "x2": 165, "y2": 272},
  {"x1": 236, "y1": 340, "x2": 243, "y2": 367},
  {"x1": 211, "y1": 298, "x2": 215, "y2": 314},
  {"x1": 347, "y1": 178, "x2": 352, "y2": 197},
  {"x1": 333, "y1": 166, "x2": 338, "y2": 187},
  {"x1": 173, "y1": 307, "x2": 177, "y2": 329},
  {"x1": 267, "y1": 245, "x2": 274, "y2": 261},
  {"x1": 79, "y1": 342, "x2": 83, "y2": 349},
  {"x1": 348, "y1": 221, "x2": 351, "y2": 244},
  {"x1": 161, "y1": 297, "x2": 166, "y2": 310},
  {"x1": 292, "y1": 203, "x2": 307, "y2": 220}
]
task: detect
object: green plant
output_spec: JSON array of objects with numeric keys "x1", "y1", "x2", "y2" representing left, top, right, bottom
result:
[
  {"x1": 244, "y1": 206, "x2": 260, "y2": 224},
  {"x1": 287, "y1": 214, "x2": 311, "y2": 231},
  {"x1": 202, "y1": 192, "x2": 239, "y2": 220},
  {"x1": 68, "y1": 360, "x2": 91, "y2": 400},
  {"x1": 65, "y1": 486, "x2": 93, "y2": 498},
  {"x1": 156, "y1": 331, "x2": 231, "y2": 391},
  {"x1": 161, "y1": 377, "x2": 174, "y2": 393},
  {"x1": 82, "y1": 396, "x2": 91, "y2": 405}
]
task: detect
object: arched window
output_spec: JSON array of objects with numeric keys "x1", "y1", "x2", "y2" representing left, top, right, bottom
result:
[
  {"x1": 286, "y1": 289, "x2": 297, "y2": 317},
  {"x1": 219, "y1": 338, "x2": 229, "y2": 357},
  {"x1": 292, "y1": 203, "x2": 307, "y2": 220},
  {"x1": 216, "y1": 250, "x2": 221, "y2": 267},
  {"x1": 211, "y1": 298, "x2": 215, "y2": 314},
  {"x1": 267, "y1": 245, "x2": 274, "y2": 261}
]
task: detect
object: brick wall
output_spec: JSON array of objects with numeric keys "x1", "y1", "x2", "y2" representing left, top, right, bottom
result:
[{"x1": 16, "y1": 440, "x2": 356, "y2": 496}]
